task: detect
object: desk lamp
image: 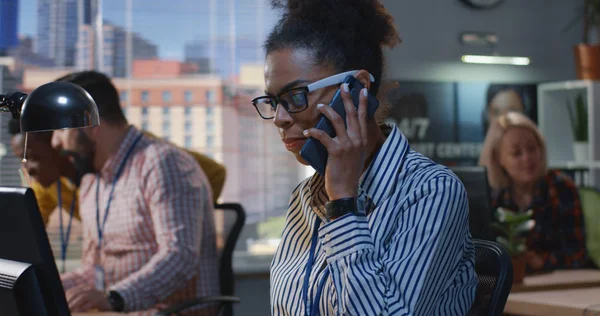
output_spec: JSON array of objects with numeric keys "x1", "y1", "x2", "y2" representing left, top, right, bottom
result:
[{"x1": 0, "y1": 81, "x2": 99, "y2": 132}]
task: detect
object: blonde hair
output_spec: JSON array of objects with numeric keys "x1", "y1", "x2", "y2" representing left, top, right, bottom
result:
[{"x1": 478, "y1": 111, "x2": 547, "y2": 190}]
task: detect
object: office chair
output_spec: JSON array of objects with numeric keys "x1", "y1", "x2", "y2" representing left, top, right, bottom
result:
[
  {"x1": 450, "y1": 166, "x2": 495, "y2": 241},
  {"x1": 156, "y1": 203, "x2": 246, "y2": 316},
  {"x1": 467, "y1": 239, "x2": 513, "y2": 316},
  {"x1": 578, "y1": 187, "x2": 600, "y2": 268}
]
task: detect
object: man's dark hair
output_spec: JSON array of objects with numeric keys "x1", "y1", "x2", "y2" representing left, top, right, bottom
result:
[
  {"x1": 265, "y1": 0, "x2": 400, "y2": 96},
  {"x1": 8, "y1": 118, "x2": 21, "y2": 136},
  {"x1": 7, "y1": 118, "x2": 53, "y2": 142},
  {"x1": 55, "y1": 71, "x2": 127, "y2": 125}
]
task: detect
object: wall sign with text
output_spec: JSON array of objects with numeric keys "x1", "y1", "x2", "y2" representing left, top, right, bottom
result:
[{"x1": 385, "y1": 81, "x2": 538, "y2": 166}]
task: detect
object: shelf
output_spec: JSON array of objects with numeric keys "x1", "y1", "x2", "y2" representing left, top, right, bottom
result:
[
  {"x1": 550, "y1": 161, "x2": 600, "y2": 169},
  {"x1": 538, "y1": 80, "x2": 595, "y2": 92}
]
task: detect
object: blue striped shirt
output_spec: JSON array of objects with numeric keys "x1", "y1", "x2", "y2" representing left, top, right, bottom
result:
[{"x1": 270, "y1": 124, "x2": 477, "y2": 315}]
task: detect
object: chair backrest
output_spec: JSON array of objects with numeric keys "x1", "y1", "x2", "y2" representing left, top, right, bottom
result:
[
  {"x1": 450, "y1": 166, "x2": 494, "y2": 241},
  {"x1": 213, "y1": 203, "x2": 246, "y2": 296},
  {"x1": 578, "y1": 187, "x2": 600, "y2": 268},
  {"x1": 467, "y1": 239, "x2": 513, "y2": 316}
]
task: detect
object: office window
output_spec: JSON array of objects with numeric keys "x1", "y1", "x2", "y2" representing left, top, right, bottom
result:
[
  {"x1": 141, "y1": 90, "x2": 149, "y2": 102},
  {"x1": 206, "y1": 120, "x2": 214, "y2": 134},
  {"x1": 206, "y1": 90, "x2": 215, "y2": 103},
  {"x1": 185, "y1": 120, "x2": 193, "y2": 134},
  {"x1": 184, "y1": 106, "x2": 192, "y2": 116},
  {"x1": 163, "y1": 107, "x2": 170, "y2": 116},
  {"x1": 206, "y1": 135, "x2": 214, "y2": 148},
  {"x1": 120, "y1": 91, "x2": 128, "y2": 101},
  {"x1": 206, "y1": 106, "x2": 213, "y2": 117},
  {"x1": 185, "y1": 135, "x2": 193, "y2": 148},
  {"x1": 141, "y1": 106, "x2": 148, "y2": 117},
  {"x1": 141, "y1": 121, "x2": 149, "y2": 131},
  {"x1": 162, "y1": 121, "x2": 170, "y2": 134},
  {"x1": 162, "y1": 91, "x2": 172, "y2": 102},
  {"x1": 184, "y1": 91, "x2": 193, "y2": 103}
]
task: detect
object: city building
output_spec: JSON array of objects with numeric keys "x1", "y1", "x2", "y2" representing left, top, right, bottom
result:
[
  {"x1": 76, "y1": 23, "x2": 158, "y2": 77},
  {"x1": 0, "y1": 0, "x2": 19, "y2": 55},
  {"x1": 184, "y1": 41, "x2": 211, "y2": 74},
  {"x1": 19, "y1": 62, "x2": 302, "y2": 223},
  {"x1": 36, "y1": 0, "x2": 79, "y2": 67}
]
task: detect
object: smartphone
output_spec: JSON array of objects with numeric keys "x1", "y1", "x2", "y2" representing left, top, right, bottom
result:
[{"x1": 300, "y1": 75, "x2": 379, "y2": 176}]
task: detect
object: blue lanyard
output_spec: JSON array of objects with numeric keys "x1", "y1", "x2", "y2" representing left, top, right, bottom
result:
[
  {"x1": 95, "y1": 134, "x2": 143, "y2": 249},
  {"x1": 302, "y1": 217, "x2": 329, "y2": 316},
  {"x1": 57, "y1": 179, "x2": 77, "y2": 273}
]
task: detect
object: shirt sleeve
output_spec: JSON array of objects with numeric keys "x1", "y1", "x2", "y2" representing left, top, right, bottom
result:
[
  {"x1": 109, "y1": 149, "x2": 210, "y2": 312},
  {"x1": 317, "y1": 176, "x2": 477, "y2": 315},
  {"x1": 30, "y1": 180, "x2": 57, "y2": 226},
  {"x1": 537, "y1": 176, "x2": 588, "y2": 270}
]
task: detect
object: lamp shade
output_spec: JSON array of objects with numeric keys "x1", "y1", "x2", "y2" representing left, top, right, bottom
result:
[{"x1": 19, "y1": 81, "x2": 100, "y2": 133}]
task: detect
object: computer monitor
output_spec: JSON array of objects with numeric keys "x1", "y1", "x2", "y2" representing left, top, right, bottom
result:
[
  {"x1": 449, "y1": 166, "x2": 495, "y2": 241},
  {"x1": 0, "y1": 187, "x2": 71, "y2": 316}
]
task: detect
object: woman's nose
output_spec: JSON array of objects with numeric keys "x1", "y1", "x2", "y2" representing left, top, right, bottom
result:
[{"x1": 273, "y1": 103, "x2": 293, "y2": 128}]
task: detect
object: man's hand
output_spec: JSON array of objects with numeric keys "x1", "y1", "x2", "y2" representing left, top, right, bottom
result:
[{"x1": 65, "y1": 284, "x2": 112, "y2": 312}]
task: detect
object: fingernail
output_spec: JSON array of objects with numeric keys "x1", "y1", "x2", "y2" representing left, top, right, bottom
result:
[
  {"x1": 303, "y1": 130, "x2": 308, "y2": 136},
  {"x1": 363, "y1": 88, "x2": 368, "y2": 97},
  {"x1": 316, "y1": 103, "x2": 324, "y2": 109},
  {"x1": 343, "y1": 83, "x2": 349, "y2": 92}
]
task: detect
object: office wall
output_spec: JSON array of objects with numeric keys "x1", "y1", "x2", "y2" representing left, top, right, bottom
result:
[{"x1": 381, "y1": 0, "x2": 582, "y2": 83}]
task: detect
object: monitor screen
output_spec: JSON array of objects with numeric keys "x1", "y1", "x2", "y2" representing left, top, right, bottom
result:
[{"x1": 0, "y1": 187, "x2": 71, "y2": 316}]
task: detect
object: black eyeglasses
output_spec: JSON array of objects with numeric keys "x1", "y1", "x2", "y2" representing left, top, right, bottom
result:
[{"x1": 251, "y1": 70, "x2": 375, "y2": 120}]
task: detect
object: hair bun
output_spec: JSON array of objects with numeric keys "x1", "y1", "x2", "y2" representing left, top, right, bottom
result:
[{"x1": 271, "y1": 0, "x2": 400, "y2": 48}]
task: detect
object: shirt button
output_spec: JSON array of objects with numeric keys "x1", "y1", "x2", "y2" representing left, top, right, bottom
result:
[
  {"x1": 325, "y1": 247, "x2": 332, "y2": 255},
  {"x1": 325, "y1": 234, "x2": 331, "y2": 242}
]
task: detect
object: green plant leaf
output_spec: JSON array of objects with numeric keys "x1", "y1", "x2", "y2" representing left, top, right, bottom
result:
[
  {"x1": 512, "y1": 219, "x2": 536, "y2": 235},
  {"x1": 576, "y1": 94, "x2": 588, "y2": 141},
  {"x1": 568, "y1": 97, "x2": 577, "y2": 140}
]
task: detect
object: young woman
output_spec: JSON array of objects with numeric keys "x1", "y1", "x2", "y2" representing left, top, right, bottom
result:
[
  {"x1": 479, "y1": 111, "x2": 588, "y2": 272},
  {"x1": 252, "y1": 0, "x2": 477, "y2": 314}
]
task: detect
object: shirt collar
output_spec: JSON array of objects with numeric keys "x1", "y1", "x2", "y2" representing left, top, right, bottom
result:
[
  {"x1": 100, "y1": 125, "x2": 142, "y2": 181},
  {"x1": 358, "y1": 124, "x2": 409, "y2": 207},
  {"x1": 307, "y1": 124, "x2": 409, "y2": 209}
]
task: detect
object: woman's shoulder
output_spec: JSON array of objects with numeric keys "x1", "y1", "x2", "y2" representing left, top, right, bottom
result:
[{"x1": 545, "y1": 169, "x2": 578, "y2": 190}]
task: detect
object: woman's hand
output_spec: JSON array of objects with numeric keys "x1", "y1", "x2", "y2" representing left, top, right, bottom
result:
[{"x1": 303, "y1": 83, "x2": 370, "y2": 201}]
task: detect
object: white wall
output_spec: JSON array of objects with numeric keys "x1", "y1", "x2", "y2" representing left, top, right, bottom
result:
[{"x1": 381, "y1": 0, "x2": 583, "y2": 83}]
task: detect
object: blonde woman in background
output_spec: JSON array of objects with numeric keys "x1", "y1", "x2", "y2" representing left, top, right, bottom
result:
[{"x1": 479, "y1": 111, "x2": 588, "y2": 272}]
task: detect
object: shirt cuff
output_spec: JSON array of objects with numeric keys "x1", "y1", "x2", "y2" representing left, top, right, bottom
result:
[
  {"x1": 318, "y1": 214, "x2": 374, "y2": 261},
  {"x1": 109, "y1": 283, "x2": 139, "y2": 312}
]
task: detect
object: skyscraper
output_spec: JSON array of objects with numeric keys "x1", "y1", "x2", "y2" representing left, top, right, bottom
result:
[
  {"x1": 0, "y1": 0, "x2": 19, "y2": 55},
  {"x1": 36, "y1": 0, "x2": 79, "y2": 67},
  {"x1": 76, "y1": 23, "x2": 158, "y2": 77}
]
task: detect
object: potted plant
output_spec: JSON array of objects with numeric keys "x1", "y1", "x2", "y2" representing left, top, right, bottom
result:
[
  {"x1": 492, "y1": 207, "x2": 535, "y2": 284},
  {"x1": 567, "y1": 0, "x2": 600, "y2": 79},
  {"x1": 567, "y1": 93, "x2": 589, "y2": 163}
]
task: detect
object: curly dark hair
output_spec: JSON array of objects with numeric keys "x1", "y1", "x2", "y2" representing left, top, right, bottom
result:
[{"x1": 265, "y1": 0, "x2": 400, "y2": 99}]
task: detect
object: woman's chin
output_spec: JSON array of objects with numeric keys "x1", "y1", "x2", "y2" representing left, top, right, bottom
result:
[{"x1": 295, "y1": 153, "x2": 310, "y2": 166}]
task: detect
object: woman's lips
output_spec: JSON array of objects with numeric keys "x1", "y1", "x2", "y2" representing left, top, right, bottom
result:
[{"x1": 283, "y1": 138, "x2": 306, "y2": 151}]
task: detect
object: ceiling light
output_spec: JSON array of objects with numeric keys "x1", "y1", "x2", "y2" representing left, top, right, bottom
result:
[{"x1": 461, "y1": 55, "x2": 530, "y2": 66}]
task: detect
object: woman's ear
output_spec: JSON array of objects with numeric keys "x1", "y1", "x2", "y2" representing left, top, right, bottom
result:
[{"x1": 354, "y1": 70, "x2": 372, "y2": 90}]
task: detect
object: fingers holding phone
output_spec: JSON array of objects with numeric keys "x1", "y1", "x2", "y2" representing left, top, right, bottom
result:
[{"x1": 303, "y1": 83, "x2": 370, "y2": 201}]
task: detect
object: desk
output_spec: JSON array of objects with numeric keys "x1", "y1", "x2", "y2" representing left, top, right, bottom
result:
[
  {"x1": 505, "y1": 287, "x2": 600, "y2": 316},
  {"x1": 74, "y1": 312, "x2": 156, "y2": 316},
  {"x1": 512, "y1": 269, "x2": 600, "y2": 293}
]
